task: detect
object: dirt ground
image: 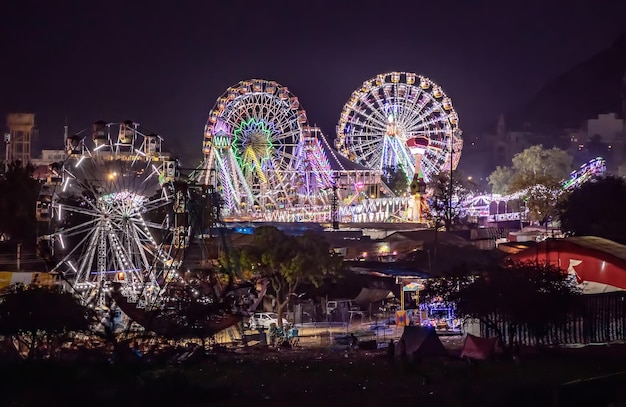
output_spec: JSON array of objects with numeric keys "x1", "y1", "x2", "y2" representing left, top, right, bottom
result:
[{"x1": 3, "y1": 338, "x2": 626, "y2": 406}]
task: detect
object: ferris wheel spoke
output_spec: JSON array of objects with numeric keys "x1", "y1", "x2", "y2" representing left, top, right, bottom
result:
[
  {"x1": 56, "y1": 217, "x2": 101, "y2": 237},
  {"x1": 354, "y1": 100, "x2": 390, "y2": 131},
  {"x1": 366, "y1": 88, "x2": 391, "y2": 120},
  {"x1": 76, "y1": 225, "x2": 102, "y2": 283},
  {"x1": 55, "y1": 203, "x2": 102, "y2": 219},
  {"x1": 404, "y1": 107, "x2": 435, "y2": 132},
  {"x1": 106, "y1": 228, "x2": 133, "y2": 273},
  {"x1": 129, "y1": 224, "x2": 153, "y2": 278},
  {"x1": 398, "y1": 88, "x2": 426, "y2": 125},
  {"x1": 347, "y1": 134, "x2": 384, "y2": 150},
  {"x1": 51, "y1": 225, "x2": 98, "y2": 274},
  {"x1": 410, "y1": 112, "x2": 448, "y2": 132},
  {"x1": 336, "y1": 72, "x2": 461, "y2": 182}
]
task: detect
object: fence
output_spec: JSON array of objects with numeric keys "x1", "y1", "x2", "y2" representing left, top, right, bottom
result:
[{"x1": 481, "y1": 291, "x2": 626, "y2": 345}]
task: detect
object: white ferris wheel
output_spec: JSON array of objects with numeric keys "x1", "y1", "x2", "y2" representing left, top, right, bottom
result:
[
  {"x1": 38, "y1": 121, "x2": 180, "y2": 309},
  {"x1": 202, "y1": 79, "x2": 308, "y2": 215},
  {"x1": 335, "y1": 71, "x2": 462, "y2": 184}
]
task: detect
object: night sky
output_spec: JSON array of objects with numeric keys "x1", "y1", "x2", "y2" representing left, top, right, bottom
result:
[{"x1": 2, "y1": 0, "x2": 626, "y2": 165}]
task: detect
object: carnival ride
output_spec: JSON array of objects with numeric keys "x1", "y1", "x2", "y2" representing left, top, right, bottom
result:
[
  {"x1": 35, "y1": 121, "x2": 180, "y2": 310},
  {"x1": 201, "y1": 79, "x2": 384, "y2": 222},
  {"x1": 335, "y1": 72, "x2": 462, "y2": 183},
  {"x1": 201, "y1": 73, "x2": 462, "y2": 223},
  {"x1": 34, "y1": 121, "x2": 267, "y2": 334},
  {"x1": 463, "y1": 156, "x2": 607, "y2": 222}
]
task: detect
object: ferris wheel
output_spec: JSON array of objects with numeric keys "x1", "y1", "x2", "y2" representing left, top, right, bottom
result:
[
  {"x1": 335, "y1": 72, "x2": 462, "y2": 184},
  {"x1": 36, "y1": 121, "x2": 181, "y2": 309},
  {"x1": 202, "y1": 79, "x2": 308, "y2": 215}
]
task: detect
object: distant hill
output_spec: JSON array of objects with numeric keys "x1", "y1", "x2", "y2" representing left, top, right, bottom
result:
[{"x1": 508, "y1": 32, "x2": 626, "y2": 132}]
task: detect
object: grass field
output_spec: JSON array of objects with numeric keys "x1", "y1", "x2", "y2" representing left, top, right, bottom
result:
[{"x1": 2, "y1": 343, "x2": 626, "y2": 406}]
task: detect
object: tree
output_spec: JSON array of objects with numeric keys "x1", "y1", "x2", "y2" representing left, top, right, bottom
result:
[
  {"x1": 487, "y1": 146, "x2": 573, "y2": 224},
  {"x1": 0, "y1": 161, "x2": 40, "y2": 246},
  {"x1": 382, "y1": 165, "x2": 409, "y2": 196},
  {"x1": 487, "y1": 166, "x2": 514, "y2": 195},
  {"x1": 427, "y1": 170, "x2": 474, "y2": 231},
  {"x1": 237, "y1": 226, "x2": 342, "y2": 327},
  {"x1": 522, "y1": 177, "x2": 563, "y2": 225},
  {"x1": 423, "y1": 262, "x2": 581, "y2": 352},
  {"x1": 0, "y1": 286, "x2": 95, "y2": 359},
  {"x1": 557, "y1": 175, "x2": 626, "y2": 244},
  {"x1": 488, "y1": 145, "x2": 573, "y2": 193},
  {"x1": 510, "y1": 145, "x2": 572, "y2": 181}
]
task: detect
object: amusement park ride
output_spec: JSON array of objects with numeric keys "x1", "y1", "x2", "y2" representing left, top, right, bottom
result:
[
  {"x1": 31, "y1": 71, "x2": 607, "y2": 331},
  {"x1": 34, "y1": 121, "x2": 263, "y2": 333},
  {"x1": 201, "y1": 72, "x2": 462, "y2": 223}
]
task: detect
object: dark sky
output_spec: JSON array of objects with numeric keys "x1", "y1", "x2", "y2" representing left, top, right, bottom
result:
[{"x1": 2, "y1": 0, "x2": 626, "y2": 165}]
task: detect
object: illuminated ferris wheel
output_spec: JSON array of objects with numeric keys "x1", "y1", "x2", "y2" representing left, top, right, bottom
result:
[
  {"x1": 37, "y1": 121, "x2": 180, "y2": 309},
  {"x1": 202, "y1": 79, "x2": 308, "y2": 215},
  {"x1": 335, "y1": 72, "x2": 462, "y2": 183}
]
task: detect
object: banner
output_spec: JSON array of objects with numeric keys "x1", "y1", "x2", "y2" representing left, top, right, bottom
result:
[{"x1": 395, "y1": 310, "x2": 407, "y2": 327}]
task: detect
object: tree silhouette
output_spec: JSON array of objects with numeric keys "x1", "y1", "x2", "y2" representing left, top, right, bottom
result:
[
  {"x1": 0, "y1": 161, "x2": 40, "y2": 247},
  {"x1": 0, "y1": 286, "x2": 95, "y2": 359},
  {"x1": 382, "y1": 165, "x2": 409, "y2": 196},
  {"x1": 423, "y1": 261, "x2": 581, "y2": 352},
  {"x1": 427, "y1": 170, "x2": 474, "y2": 231},
  {"x1": 236, "y1": 226, "x2": 342, "y2": 327},
  {"x1": 557, "y1": 175, "x2": 626, "y2": 244}
]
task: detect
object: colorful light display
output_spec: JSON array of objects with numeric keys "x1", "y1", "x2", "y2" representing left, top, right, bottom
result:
[{"x1": 335, "y1": 71, "x2": 463, "y2": 183}]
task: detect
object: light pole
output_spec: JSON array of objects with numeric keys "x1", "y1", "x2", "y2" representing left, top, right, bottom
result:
[{"x1": 448, "y1": 139, "x2": 456, "y2": 231}]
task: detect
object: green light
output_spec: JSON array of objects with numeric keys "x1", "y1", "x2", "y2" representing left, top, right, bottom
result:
[{"x1": 232, "y1": 118, "x2": 273, "y2": 172}]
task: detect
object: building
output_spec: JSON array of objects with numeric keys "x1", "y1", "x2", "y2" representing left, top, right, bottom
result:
[
  {"x1": 5, "y1": 113, "x2": 37, "y2": 164},
  {"x1": 31, "y1": 149, "x2": 66, "y2": 167}
]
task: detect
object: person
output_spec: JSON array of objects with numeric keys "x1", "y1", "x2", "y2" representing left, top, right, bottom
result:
[
  {"x1": 350, "y1": 333, "x2": 358, "y2": 350},
  {"x1": 268, "y1": 323, "x2": 279, "y2": 347},
  {"x1": 387, "y1": 339, "x2": 395, "y2": 365}
]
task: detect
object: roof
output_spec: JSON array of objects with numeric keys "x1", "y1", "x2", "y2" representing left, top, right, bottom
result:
[
  {"x1": 353, "y1": 287, "x2": 394, "y2": 306},
  {"x1": 564, "y1": 236, "x2": 626, "y2": 264},
  {"x1": 317, "y1": 134, "x2": 374, "y2": 172},
  {"x1": 508, "y1": 236, "x2": 626, "y2": 291},
  {"x1": 509, "y1": 236, "x2": 626, "y2": 268},
  {"x1": 382, "y1": 230, "x2": 472, "y2": 246},
  {"x1": 344, "y1": 260, "x2": 430, "y2": 278}
]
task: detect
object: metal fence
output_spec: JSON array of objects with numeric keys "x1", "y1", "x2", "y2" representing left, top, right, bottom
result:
[{"x1": 481, "y1": 291, "x2": 626, "y2": 345}]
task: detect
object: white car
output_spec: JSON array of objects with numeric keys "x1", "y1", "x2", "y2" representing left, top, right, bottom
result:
[{"x1": 247, "y1": 312, "x2": 289, "y2": 330}]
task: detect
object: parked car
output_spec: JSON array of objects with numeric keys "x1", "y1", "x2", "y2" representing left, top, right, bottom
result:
[
  {"x1": 247, "y1": 312, "x2": 289, "y2": 330},
  {"x1": 326, "y1": 299, "x2": 360, "y2": 315}
]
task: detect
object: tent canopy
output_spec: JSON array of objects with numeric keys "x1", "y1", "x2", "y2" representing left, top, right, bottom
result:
[
  {"x1": 395, "y1": 326, "x2": 447, "y2": 358},
  {"x1": 353, "y1": 287, "x2": 394, "y2": 306},
  {"x1": 460, "y1": 334, "x2": 498, "y2": 360}
]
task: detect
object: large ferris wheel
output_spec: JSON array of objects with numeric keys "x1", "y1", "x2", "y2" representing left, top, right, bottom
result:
[
  {"x1": 36, "y1": 121, "x2": 181, "y2": 309},
  {"x1": 202, "y1": 79, "x2": 309, "y2": 215},
  {"x1": 335, "y1": 71, "x2": 462, "y2": 184}
]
